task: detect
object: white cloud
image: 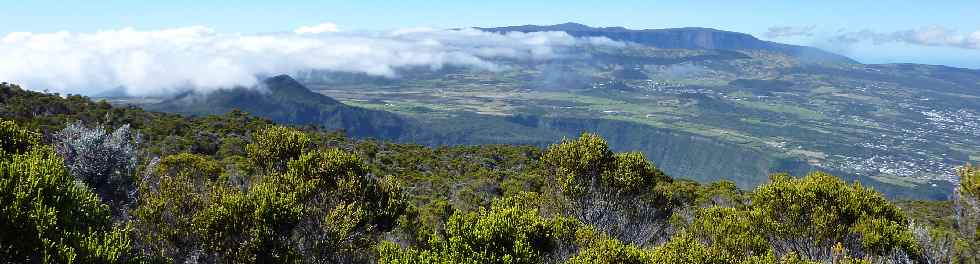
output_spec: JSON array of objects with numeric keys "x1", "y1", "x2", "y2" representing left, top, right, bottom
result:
[
  {"x1": 294, "y1": 22, "x2": 340, "y2": 34},
  {"x1": 764, "y1": 25, "x2": 816, "y2": 39},
  {"x1": 0, "y1": 25, "x2": 622, "y2": 96},
  {"x1": 832, "y1": 26, "x2": 980, "y2": 50}
]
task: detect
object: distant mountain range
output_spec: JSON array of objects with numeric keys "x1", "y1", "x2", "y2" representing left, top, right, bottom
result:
[{"x1": 479, "y1": 22, "x2": 856, "y2": 64}]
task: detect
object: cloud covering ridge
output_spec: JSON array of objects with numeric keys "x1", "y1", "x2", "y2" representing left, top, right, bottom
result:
[{"x1": 0, "y1": 23, "x2": 623, "y2": 96}]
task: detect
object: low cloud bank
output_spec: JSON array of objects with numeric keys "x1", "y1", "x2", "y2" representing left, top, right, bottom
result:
[
  {"x1": 831, "y1": 26, "x2": 980, "y2": 50},
  {"x1": 767, "y1": 25, "x2": 980, "y2": 51},
  {"x1": 764, "y1": 25, "x2": 816, "y2": 39},
  {"x1": 0, "y1": 24, "x2": 622, "y2": 96}
]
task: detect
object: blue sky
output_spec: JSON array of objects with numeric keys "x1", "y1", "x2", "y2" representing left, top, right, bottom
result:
[{"x1": 3, "y1": 0, "x2": 980, "y2": 68}]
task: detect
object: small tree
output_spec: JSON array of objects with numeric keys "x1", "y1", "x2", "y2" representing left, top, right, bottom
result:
[
  {"x1": 539, "y1": 133, "x2": 674, "y2": 246},
  {"x1": 132, "y1": 153, "x2": 222, "y2": 263}
]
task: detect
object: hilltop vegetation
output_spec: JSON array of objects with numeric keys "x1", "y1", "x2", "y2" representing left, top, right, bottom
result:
[{"x1": 2, "y1": 82, "x2": 979, "y2": 263}]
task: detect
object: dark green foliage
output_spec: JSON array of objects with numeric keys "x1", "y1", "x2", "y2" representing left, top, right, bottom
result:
[
  {"x1": 605, "y1": 151, "x2": 670, "y2": 195},
  {"x1": 645, "y1": 234, "x2": 722, "y2": 263},
  {"x1": 898, "y1": 198, "x2": 980, "y2": 263},
  {"x1": 1, "y1": 82, "x2": 273, "y2": 159},
  {"x1": 192, "y1": 176, "x2": 304, "y2": 263},
  {"x1": 129, "y1": 128, "x2": 409, "y2": 263},
  {"x1": 541, "y1": 133, "x2": 671, "y2": 198}
]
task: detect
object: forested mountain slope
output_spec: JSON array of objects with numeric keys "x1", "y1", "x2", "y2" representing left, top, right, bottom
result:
[{"x1": 133, "y1": 74, "x2": 952, "y2": 199}]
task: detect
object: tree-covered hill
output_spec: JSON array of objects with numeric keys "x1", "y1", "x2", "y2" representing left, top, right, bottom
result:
[
  {"x1": 145, "y1": 75, "x2": 414, "y2": 140},
  {"x1": 1, "y1": 82, "x2": 978, "y2": 263}
]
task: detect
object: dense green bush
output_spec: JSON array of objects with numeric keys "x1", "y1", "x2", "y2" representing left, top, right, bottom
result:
[
  {"x1": 539, "y1": 133, "x2": 675, "y2": 246},
  {"x1": 246, "y1": 126, "x2": 312, "y2": 173},
  {"x1": 0, "y1": 119, "x2": 40, "y2": 155},
  {"x1": 960, "y1": 164, "x2": 980, "y2": 200},
  {"x1": 566, "y1": 234, "x2": 654, "y2": 264},
  {"x1": 286, "y1": 149, "x2": 406, "y2": 263},
  {"x1": 686, "y1": 207, "x2": 771, "y2": 261},
  {"x1": 0, "y1": 119, "x2": 131, "y2": 263},
  {"x1": 541, "y1": 133, "x2": 616, "y2": 197},
  {"x1": 752, "y1": 172, "x2": 921, "y2": 261},
  {"x1": 132, "y1": 153, "x2": 222, "y2": 262},
  {"x1": 955, "y1": 164, "x2": 980, "y2": 242},
  {"x1": 378, "y1": 192, "x2": 579, "y2": 264}
]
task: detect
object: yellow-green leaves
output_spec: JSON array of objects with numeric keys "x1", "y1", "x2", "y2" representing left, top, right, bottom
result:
[
  {"x1": 541, "y1": 133, "x2": 615, "y2": 196},
  {"x1": 567, "y1": 235, "x2": 653, "y2": 264},
  {"x1": 687, "y1": 207, "x2": 771, "y2": 261},
  {"x1": 380, "y1": 197, "x2": 579, "y2": 264},
  {"x1": 647, "y1": 234, "x2": 721, "y2": 264},
  {"x1": 0, "y1": 119, "x2": 129, "y2": 263},
  {"x1": 541, "y1": 133, "x2": 670, "y2": 198},
  {"x1": 959, "y1": 164, "x2": 980, "y2": 200},
  {"x1": 954, "y1": 164, "x2": 980, "y2": 242},
  {"x1": 605, "y1": 151, "x2": 670, "y2": 195},
  {"x1": 246, "y1": 126, "x2": 312, "y2": 172},
  {"x1": 751, "y1": 172, "x2": 920, "y2": 259},
  {"x1": 0, "y1": 119, "x2": 40, "y2": 155}
]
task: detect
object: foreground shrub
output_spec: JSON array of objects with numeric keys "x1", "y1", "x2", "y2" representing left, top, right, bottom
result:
[
  {"x1": 955, "y1": 164, "x2": 980, "y2": 240},
  {"x1": 379, "y1": 193, "x2": 579, "y2": 264},
  {"x1": 0, "y1": 119, "x2": 131, "y2": 263},
  {"x1": 246, "y1": 126, "x2": 311, "y2": 173},
  {"x1": 134, "y1": 126, "x2": 405, "y2": 263},
  {"x1": 539, "y1": 133, "x2": 675, "y2": 246},
  {"x1": 54, "y1": 120, "x2": 140, "y2": 218},
  {"x1": 752, "y1": 172, "x2": 921, "y2": 261},
  {"x1": 132, "y1": 153, "x2": 223, "y2": 263}
]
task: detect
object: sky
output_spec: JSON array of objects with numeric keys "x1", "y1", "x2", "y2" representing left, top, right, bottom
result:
[{"x1": 1, "y1": 0, "x2": 979, "y2": 94}]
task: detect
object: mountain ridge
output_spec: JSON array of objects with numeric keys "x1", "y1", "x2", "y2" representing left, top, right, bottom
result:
[
  {"x1": 477, "y1": 22, "x2": 857, "y2": 64},
  {"x1": 146, "y1": 75, "x2": 413, "y2": 139}
]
